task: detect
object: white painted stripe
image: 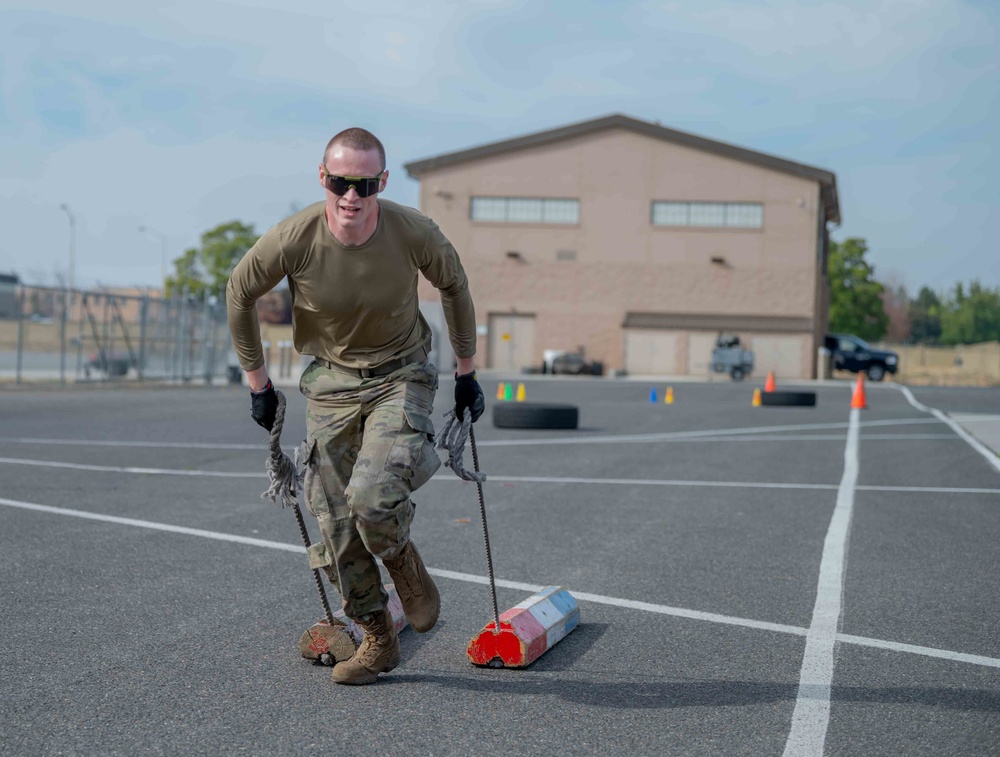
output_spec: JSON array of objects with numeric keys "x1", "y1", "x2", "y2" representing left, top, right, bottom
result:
[
  {"x1": 783, "y1": 408, "x2": 861, "y2": 757},
  {"x1": 2, "y1": 495, "x2": 998, "y2": 670},
  {"x1": 897, "y1": 386, "x2": 931, "y2": 413},
  {"x1": 2, "y1": 455, "x2": 997, "y2": 495},
  {"x1": 0, "y1": 497, "x2": 303, "y2": 552},
  {"x1": 896, "y1": 386, "x2": 1000, "y2": 475},
  {"x1": 0, "y1": 437, "x2": 261, "y2": 450},
  {"x1": 0, "y1": 418, "x2": 937, "y2": 452},
  {"x1": 0, "y1": 456, "x2": 264, "y2": 478},
  {"x1": 837, "y1": 634, "x2": 1000, "y2": 670},
  {"x1": 476, "y1": 417, "x2": 939, "y2": 447},
  {"x1": 930, "y1": 409, "x2": 1000, "y2": 475}
]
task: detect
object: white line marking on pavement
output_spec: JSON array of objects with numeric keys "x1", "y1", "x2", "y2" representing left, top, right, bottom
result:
[
  {"x1": 0, "y1": 456, "x2": 263, "y2": 477},
  {"x1": 2, "y1": 495, "x2": 998, "y2": 670},
  {"x1": 0, "y1": 437, "x2": 262, "y2": 450},
  {"x1": 2, "y1": 456, "x2": 998, "y2": 495},
  {"x1": 0, "y1": 418, "x2": 939, "y2": 452},
  {"x1": 837, "y1": 634, "x2": 1000, "y2": 670},
  {"x1": 783, "y1": 408, "x2": 861, "y2": 757},
  {"x1": 897, "y1": 386, "x2": 1000, "y2": 475}
]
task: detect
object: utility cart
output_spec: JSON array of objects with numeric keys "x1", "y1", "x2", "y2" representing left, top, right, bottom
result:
[{"x1": 710, "y1": 334, "x2": 754, "y2": 381}]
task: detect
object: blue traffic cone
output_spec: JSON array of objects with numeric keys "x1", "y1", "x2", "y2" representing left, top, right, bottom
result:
[{"x1": 649, "y1": 388, "x2": 658, "y2": 404}]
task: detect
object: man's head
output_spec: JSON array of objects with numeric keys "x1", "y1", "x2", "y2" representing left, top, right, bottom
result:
[{"x1": 319, "y1": 128, "x2": 387, "y2": 243}]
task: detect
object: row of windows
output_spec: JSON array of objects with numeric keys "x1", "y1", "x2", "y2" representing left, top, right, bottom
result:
[
  {"x1": 470, "y1": 197, "x2": 580, "y2": 224},
  {"x1": 469, "y1": 197, "x2": 763, "y2": 228},
  {"x1": 651, "y1": 201, "x2": 763, "y2": 228}
]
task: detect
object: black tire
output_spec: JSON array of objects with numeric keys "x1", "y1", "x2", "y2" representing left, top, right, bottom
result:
[
  {"x1": 867, "y1": 365, "x2": 885, "y2": 382},
  {"x1": 731, "y1": 367, "x2": 744, "y2": 381},
  {"x1": 492, "y1": 402, "x2": 579, "y2": 430},
  {"x1": 760, "y1": 391, "x2": 817, "y2": 407}
]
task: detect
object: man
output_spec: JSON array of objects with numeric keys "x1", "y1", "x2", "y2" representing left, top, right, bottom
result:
[{"x1": 226, "y1": 127, "x2": 485, "y2": 685}]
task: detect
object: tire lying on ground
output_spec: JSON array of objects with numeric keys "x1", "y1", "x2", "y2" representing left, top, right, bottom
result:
[
  {"x1": 760, "y1": 391, "x2": 817, "y2": 407},
  {"x1": 493, "y1": 402, "x2": 579, "y2": 430}
]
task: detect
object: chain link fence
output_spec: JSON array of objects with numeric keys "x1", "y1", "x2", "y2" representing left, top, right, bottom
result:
[{"x1": 0, "y1": 284, "x2": 238, "y2": 385}]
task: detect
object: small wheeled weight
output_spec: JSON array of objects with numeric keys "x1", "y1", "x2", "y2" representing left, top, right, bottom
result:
[
  {"x1": 493, "y1": 402, "x2": 579, "y2": 430},
  {"x1": 760, "y1": 391, "x2": 817, "y2": 407}
]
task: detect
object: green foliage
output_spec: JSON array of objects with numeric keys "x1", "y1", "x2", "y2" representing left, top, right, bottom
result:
[
  {"x1": 828, "y1": 237, "x2": 888, "y2": 341},
  {"x1": 938, "y1": 280, "x2": 1000, "y2": 346},
  {"x1": 165, "y1": 221, "x2": 259, "y2": 298},
  {"x1": 907, "y1": 286, "x2": 942, "y2": 344}
]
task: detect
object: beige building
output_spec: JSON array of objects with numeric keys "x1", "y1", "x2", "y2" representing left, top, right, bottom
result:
[{"x1": 405, "y1": 114, "x2": 840, "y2": 379}]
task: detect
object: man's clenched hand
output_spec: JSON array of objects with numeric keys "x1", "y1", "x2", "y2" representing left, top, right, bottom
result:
[
  {"x1": 251, "y1": 380, "x2": 278, "y2": 431},
  {"x1": 454, "y1": 371, "x2": 485, "y2": 423}
]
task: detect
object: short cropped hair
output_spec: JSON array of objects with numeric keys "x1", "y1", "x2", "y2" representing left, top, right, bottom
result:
[{"x1": 323, "y1": 128, "x2": 386, "y2": 171}]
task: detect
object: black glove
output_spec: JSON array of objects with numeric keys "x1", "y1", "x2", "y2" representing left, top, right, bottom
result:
[
  {"x1": 250, "y1": 380, "x2": 278, "y2": 431},
  {"x1": 454, "y1": 371, "x2": 485, "y2": 422}
]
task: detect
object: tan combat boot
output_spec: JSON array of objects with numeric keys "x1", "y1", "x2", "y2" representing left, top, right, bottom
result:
[
  {"x1": 331, "y1": 610, "x2": 400, "y2": 686},
  {"x1": 382, "y1": 541, "x2": 440, "y2": 633}
]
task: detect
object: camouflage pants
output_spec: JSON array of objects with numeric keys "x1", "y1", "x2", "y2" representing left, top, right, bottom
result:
[{"x1": 298, "y1": 359, "x2": 441, "y2": 621}]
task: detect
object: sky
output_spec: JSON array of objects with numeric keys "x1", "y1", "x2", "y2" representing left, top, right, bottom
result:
[{"x1": 1, "y1": 0, "x2": 997, "y2": 295}]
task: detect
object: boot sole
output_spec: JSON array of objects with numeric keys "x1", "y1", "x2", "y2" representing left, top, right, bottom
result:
[{"x1": 331, "y1": 655, "x2": 401, "y2": 686}]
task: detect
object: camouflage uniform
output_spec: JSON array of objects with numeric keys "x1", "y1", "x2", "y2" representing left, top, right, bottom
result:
[{"x1": 298, "y1": 357, "x2": 441, "y2": 621}]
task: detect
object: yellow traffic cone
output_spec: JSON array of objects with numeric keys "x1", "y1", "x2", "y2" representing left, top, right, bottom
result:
[
  {"x1": 516, "y1": 383, "x2": 526, "y2": 402},
  {"x1": 665, "y1": 387, "x2": 674, "y2": 405},
  {"x1": 496, "y1": 382, "x2": 506, "y2": 400},
  {"x1": 752, "y1": 388, "x2": 762, "y2": 407}
]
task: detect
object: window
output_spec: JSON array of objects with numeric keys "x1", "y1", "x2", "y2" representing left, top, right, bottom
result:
[
  {"x1": 471, "y1": 197, "x2": 579, "y2": 225},
  {"x1": 556, "y1": 250, "x2": 577, "y2": 261},
  {"x1": 652, "y1": 201, "x2": 763, "y2": 229}
]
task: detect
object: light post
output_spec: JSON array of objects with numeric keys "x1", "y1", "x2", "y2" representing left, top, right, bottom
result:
[
  {"x1": 59, "y1": 203, "x2": 75, "y2": 314},
  {"x1": 138, "y1": 225, "x2": 168, "y2": 291}
]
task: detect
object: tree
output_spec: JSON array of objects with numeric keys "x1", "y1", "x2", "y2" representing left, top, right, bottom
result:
[
  {"x1": 827, "y1": 237, "x2": 888, "y2": 341},
  {"x1": 166, "y1": 221, "x2": 259, "y2": 298},
  {"x1": 879, "y1": 275, "x2": 911, "y2": 343},
  {"x1": 908, "y1": 286, "x2": 942, "y2": 344},
  {"x1": 939, "y1": 280, "x2": 1000, "y2": 345}
]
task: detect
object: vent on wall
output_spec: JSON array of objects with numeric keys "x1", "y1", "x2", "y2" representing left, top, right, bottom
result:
[{"x1": 556, "y1": 250, "x2": 577, "y2": 261}]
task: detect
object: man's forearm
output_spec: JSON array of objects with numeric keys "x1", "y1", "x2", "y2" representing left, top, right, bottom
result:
[
  {"x1": 456, "y1": 356, "x2": 476, "y2": 375},
  {"x1": 246, "y1": 365, "x2": 270, "y2": 392}
]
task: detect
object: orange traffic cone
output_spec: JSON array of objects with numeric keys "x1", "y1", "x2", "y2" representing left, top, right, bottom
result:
[
  {"x1": 851, "y1": 374, "x2": 867, "y2": 409},
  {"x1": 764, "y1": 371, "x2": 776, "y2": 393},
  {"x1": 752, "y1": 388, "x2": 762, "y2": 407},
  {"x1": 496, "y1": 382, "x2": 506, "y2": 400}
]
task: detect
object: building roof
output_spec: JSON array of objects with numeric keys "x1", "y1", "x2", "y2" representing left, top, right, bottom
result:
[
  {"x1": 404, "y1": 113, "x2": 840, "y2": 224},
  {"x1": 623, "y1": 312, "x2": 814, "y2": 334}
]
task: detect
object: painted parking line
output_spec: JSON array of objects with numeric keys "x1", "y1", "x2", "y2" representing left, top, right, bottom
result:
[
  {"x1": 1, "y1": 455, "x2": 998, "y2": 496},
  {"x1": 783, "y1": 408, "x2": 861, "y2": 757},
  {"x1": 1, "y1": 496, "x2": 998, "y2": 673},
  {"x1": 897, "y1": 386, "x2": 1000, "y2": 474},
  {"x1": 2, "y1": 456, "x2": 998, "y2": 496},
  {"x1": 0, "y1": 417, "x2": 942, "y2": 452}
]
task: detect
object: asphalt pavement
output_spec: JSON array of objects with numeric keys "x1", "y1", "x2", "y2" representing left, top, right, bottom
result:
[{"x1": 0, "y1": 376, "x2": 998, "y2": 756}]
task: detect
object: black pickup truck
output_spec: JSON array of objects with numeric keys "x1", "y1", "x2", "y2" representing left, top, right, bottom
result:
[{"x1": 824, "y1": 334, "x2": 899, "y2": 382}]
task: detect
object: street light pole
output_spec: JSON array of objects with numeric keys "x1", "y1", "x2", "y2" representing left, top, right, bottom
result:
[
  {"x1": 59, "y1": 203, "x2": 76, "y2": 312},
  {"x1": 138, "y1": 225, "x2": 168, "y2": 291}
]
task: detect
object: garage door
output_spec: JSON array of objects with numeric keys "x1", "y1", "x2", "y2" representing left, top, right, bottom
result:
[
  {"x1": 687, "y1": 332, "x2": 718, "y2": 377},
  {"x1": 488, "y1": 314, "x2": 536, "y2": 371},
  {"x1": 625, "y1": 330, "x2": 680, "y2": 375},
  {"x1": 751, "y1": 335, "x2": 805, "y2": 380}
]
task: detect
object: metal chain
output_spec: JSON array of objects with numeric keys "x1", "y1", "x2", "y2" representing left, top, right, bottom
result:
[{"x1": 469, "y1": 425, "x2": 501, "y2": 635}]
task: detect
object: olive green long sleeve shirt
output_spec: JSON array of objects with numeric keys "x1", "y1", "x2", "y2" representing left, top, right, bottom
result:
[{"x1": 226, "y1": 200, "x2": 476, "y2": 372}]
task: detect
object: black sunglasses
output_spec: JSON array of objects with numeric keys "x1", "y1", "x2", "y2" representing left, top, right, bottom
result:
[{"x1": 322, "y1": 170, "x2": 384, "y2": 198}]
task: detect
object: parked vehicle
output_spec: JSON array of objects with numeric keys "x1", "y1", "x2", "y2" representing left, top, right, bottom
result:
[
  {"x1": 823, "y1": 333, "x2": 898, "y2": 381},
  {"x1": 541, "y1": 349, "x2": 604, "y2": 376},
  {"x1": 86, "y1": 351, "x2": 134, "y2": 377},
  {"x1": 710, "y1": 334, "x2": 754, "y2": 381}
]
